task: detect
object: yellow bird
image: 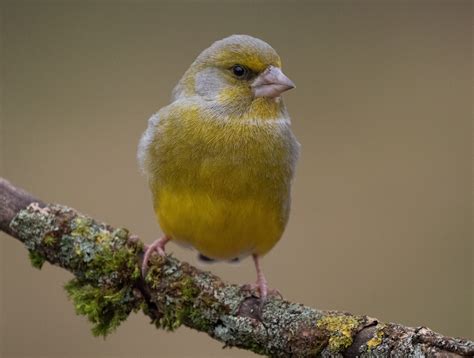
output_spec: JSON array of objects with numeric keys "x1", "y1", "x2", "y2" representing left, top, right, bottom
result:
[{"x1": 138, "y1": 34, "x2": 299, "y2": 299}]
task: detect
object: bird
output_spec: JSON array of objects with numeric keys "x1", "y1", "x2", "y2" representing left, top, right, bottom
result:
[{"x1": 138, "y1": 34, "x2": 299, "y2": 300}]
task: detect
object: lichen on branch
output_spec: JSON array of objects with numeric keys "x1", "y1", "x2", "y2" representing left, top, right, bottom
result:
[
  {"x1": 1, "y1": 177, "x2": 472, "y2": 357},
  {"x1": 11, "y1": 204, "x2": 144, "y2": 336}
]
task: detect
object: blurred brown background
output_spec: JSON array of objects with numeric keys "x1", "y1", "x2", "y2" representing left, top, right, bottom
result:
[{"x1": 1, "y1": 1, "x2": 472, "y2": 357}]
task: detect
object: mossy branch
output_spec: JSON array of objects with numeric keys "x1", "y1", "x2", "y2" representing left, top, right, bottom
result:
[{"x1": 0, "y1": 177, "x2": 472, "y2": 357}]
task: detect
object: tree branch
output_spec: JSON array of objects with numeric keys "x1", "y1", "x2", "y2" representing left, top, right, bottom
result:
[{"x1": 0, "y1": 177, "x2": 472, "y2": 357}]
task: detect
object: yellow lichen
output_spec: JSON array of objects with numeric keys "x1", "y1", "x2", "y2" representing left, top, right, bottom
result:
[
  {"x1": 71, "y1": 217, "x2": 92, "y2": 237},
  {"x1": 366, "y1": 324, "x2": 385, "y2": 351},
  {"x1": 94, "y1": 230, "x2": 111, "y2": 244},
  {"x1": 316, "y1": 315, "x2": 360, "y2": 352}
]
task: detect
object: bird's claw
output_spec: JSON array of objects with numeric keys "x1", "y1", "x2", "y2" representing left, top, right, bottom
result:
[
  {"x1": 240, "y1": 282, "x2": 283, "y2": 300},
  {"x1": 141, "y1": 236, "x2": 169, "y2": 277},
  {"x1": 29, "y1": 202, "x2": 50, "y2": 216}
]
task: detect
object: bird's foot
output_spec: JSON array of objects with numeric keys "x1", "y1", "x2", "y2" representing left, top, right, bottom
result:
[
  {"x1": 239, "y1": 280, "x2": 281, "y2": 322},
  {"x1": 242, "y1": 254, "x2": 282, "y2": 300},
  {"x1": 29, "y1": 202, "x2": 50, "y2": 215},
  {"x1": 240, "y1": 282, "x2": 282, "y2": 300},
  {"x1": 141, "y1": 236, "x2": 170, "y2": 277}
]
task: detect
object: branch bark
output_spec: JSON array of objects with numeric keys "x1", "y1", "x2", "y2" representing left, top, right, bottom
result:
[{"x1": 0, "y1": 177, "x2": 472, "y2": 357}]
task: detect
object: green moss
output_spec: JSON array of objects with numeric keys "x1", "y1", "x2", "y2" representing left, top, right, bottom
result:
[
  {"x1": 43, "y1": 235, "x2": 57, "y2": 247},
  {"x1": 153, "y1": 275, "x2": 201, "y2": 331},
  {"x1": 316, "y1": 314, "x2": 360, "y2": 352},
  {"x1": 62, "y1": 222, "x2": 142, "y2": 335},
  {"x1": 143, "y1": 258, "x2": 206, "y2": 332},
  {"x1": 145, "y1": 256, "x2": 165, "y2": 289},
  {"x1": 187, "y1": 307, "x2": 212, "y2": 331},
  {"x1": 59, "y1": 215, "x2": 143, "y2": 336},
  {"x1": 83, "y1": 235, "x2": 141, "y2": 283},
  {"x1": 180, "y1": 276, "x2": 199, "y2": 300},
  {"x1": 65, "y1": 279, "x2": 138, "y2": 337},
  {"x1": 29, "y1": 250, "x2": 46, "y2": 269}
]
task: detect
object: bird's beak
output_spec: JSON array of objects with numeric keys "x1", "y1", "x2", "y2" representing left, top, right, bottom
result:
[{"x1": 251, "y1": 66, "x2": 295, "y2": 98}]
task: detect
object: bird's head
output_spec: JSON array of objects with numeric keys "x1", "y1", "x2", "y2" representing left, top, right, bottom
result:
[{"x1": 173, "y1": 35, "x2": 295, "y2": 119}]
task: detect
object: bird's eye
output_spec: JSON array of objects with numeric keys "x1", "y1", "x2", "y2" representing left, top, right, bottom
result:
[{"x1": 231, "y1": 65, "x2": 248, "y2": 78}]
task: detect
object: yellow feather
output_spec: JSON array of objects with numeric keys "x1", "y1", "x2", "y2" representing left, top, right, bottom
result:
[
  {"x1": 144, "y1": 100, "x2": 297, "y2": 259},
  {"x1": 139, "y1": 35, "x2": 299, "y2": 261}
]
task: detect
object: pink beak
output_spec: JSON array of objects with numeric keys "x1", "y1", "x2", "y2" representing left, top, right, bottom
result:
[{"x1": 251, "y1": 66, "x2": 295, "y2": 98}]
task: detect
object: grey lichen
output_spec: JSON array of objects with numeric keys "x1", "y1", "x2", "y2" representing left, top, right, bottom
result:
[
  {"x1": 12, "y1": 204, "x2": 56, "y2": 251},
  {"x1": 214, "y1": 315, "x2": 268, "y2": 355},
  {"x1": 210, "y1": 296, "x2": 331, "y2": 356}
]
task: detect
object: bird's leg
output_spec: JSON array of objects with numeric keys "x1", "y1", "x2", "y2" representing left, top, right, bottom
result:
[
  {"x1": 141, "y1": 235, "x2": 170, "y2": 276},
  {"x1": 253, "y1": 254, "x2": 269, "y2": 299},
  {"x1": 242, "y1": 254, "x2": 282, "y2": 299}
]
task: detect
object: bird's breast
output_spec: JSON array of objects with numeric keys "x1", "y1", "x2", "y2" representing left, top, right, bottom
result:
[
  {"x1": 143, "y1": 103, "x2": 299, "y2": 258},
  {"x1": 150, "y1": 107, "x2": 297, "y2": 196}
]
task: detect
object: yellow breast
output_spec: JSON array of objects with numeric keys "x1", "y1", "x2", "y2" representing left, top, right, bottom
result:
[{"x1": 140, "y1": 100, "x2": 299, "y2": 259}]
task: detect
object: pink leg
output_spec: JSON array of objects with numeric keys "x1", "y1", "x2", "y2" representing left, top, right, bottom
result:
[
  {"x1": 253, "y1": 254, "x2": 269, "y2": 299},
  {"x1": 141, "y1": 236, "x2": 170, "y2": 276},
  {"x1": 242, "y1": 254, "x2": 282, "y2": 299}
]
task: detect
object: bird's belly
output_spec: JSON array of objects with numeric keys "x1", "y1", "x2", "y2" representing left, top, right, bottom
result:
[
  {"x1": 154, "y1": 187, "x2": 285, "y2": 259},
  {"x1": 147, "y1": 113, "x2": 297, "y2": 259}
]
